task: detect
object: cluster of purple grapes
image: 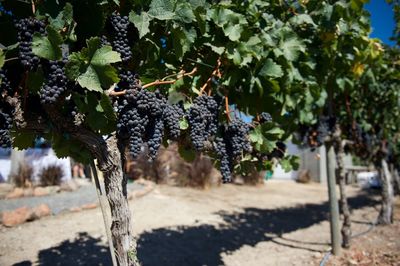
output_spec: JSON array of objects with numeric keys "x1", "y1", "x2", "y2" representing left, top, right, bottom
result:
[
  {"x1": 15, "y1": 18, "x2": 46, "y2": 70},
  {"x1": 214, "y1": 119, "x2": 251, "y2": 182},
  {"x1": 299, "y1": 115, "x2": 336, "y2": 148},
  {"x1": 163, "y1": 103, "x2": 185, "y2": 139},
  {"x1": 187, "y1": 95, "x2": 219, "y2": 151},
  {"x1": 110, "y1": 12, "x2": 132, "y2": 63},
  {"x1": 39, "y1": 60, "x2": 68, "y2": 105},
  {"x1": 116, "y1": 75, "x2": 182, "y2": 161}
]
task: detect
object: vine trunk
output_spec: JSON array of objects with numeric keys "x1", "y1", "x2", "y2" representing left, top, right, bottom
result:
[
  {"x1": 334, "y1": 137, "x2": 351, "y2": 248},
  {"x1": 100, "y1": 137, "x2": 140, "y2": 266},
  {"x1": 378, "y1": 159, "x2": 394, "y2": 225}
]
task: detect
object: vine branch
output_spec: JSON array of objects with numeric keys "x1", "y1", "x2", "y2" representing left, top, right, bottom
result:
[
  {"x1": 199, "y1": 58, "x2": 222, "y2": 95},
  {"x1": 225, "y1": 96, "x2": 231, "y2": 122},
  {"x1": 108, "y1": 67, "x2": 197, "y2": 97}
]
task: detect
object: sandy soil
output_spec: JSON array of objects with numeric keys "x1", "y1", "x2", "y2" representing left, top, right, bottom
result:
[{"x1": 0, "y1": 180, "x2": 398, "y2": 266}]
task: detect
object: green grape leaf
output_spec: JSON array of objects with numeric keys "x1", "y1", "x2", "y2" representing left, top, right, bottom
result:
[
  {"x1": 50, "y1": 3, "x2": 74, "y2": 31},
  {"x1": 204, "y1": 43, "x2": 225, "y2": 55},
  {"x1": 129, "y1": 12, "x2": 151, "y2": 39},
  {"x1": 259, "y1": 58, "x2": 284, "y2": 78},
  {"x1": 148, "y1": 0, "x2": 175, "y2": 20},
  {"x1": 279, "y1": 32, "x2": 305, "y2": 61},
  {"x1": 223, "y1": 24, "x2": 243, "y2": 41},
  {"x1": 175, "y1": 3, "x2": 196, "y2": 23},
  {"x1": 66, "y1": 38, "x2": 121, "y2": 92},
  {"x1": 32, "y1": 25, "x2": 63, "y2": 60},
  {"x1": 189, "y1": 0, "x2": 206, "y2": 8},
  {"x1": 280, "y1": 155, "x2": 300, "y2": 172},
  {"x1": 172, "y1": 27, "x2": 197, "y2": 60}
]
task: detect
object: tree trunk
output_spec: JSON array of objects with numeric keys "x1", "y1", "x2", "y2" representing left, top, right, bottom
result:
[
  {"x1": 334, "y1": 139, "x2": 351, "y2": 248},
  {"x1": 378, "y1": 159, "x2": 394, "y2": 225},
  {"x1": 99, "y1": 136, "x2": 140, "y2": 266},
  {"x1": 326, "y1": 142, "x2": 342, "y2": 255}
]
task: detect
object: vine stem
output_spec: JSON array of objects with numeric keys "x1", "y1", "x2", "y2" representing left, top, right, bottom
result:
[
  {"x1": 107, "y1": 67, "x2": 197, "y2": 97},
  {"x1": 31, "y1": 0, "x2": 36, "y2": 14},
  {"x1": 225, "y1": 96, "x2": 231, "y2": 122},
  {"x1": 142, "y1": 80, "x2": 177, "y2": 89},
  {"x1": 199, "y1": 58, "x2": 222, "y2": 95},
  {"x1": 4, "y1": 57, "x2": 19, "y2": 63}
]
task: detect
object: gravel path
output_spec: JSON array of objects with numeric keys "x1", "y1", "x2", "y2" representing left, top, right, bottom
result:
[{"x1": 0, "y1": 182, "x2": 144, "y2": 214}]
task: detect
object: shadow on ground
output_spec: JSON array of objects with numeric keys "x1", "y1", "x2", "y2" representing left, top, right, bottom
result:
[
  {"x1": 12, "y1": 232, "x2": 111, "y2": 266},
  {"x1": 137, "y1": 192, "x2": 378, "y2": 266},
  {"x1": 13, "y1": 191, "x2": 379, "y2": 266}
]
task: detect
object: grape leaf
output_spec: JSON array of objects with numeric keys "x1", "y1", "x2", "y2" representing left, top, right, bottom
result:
[
  {"x1": 259, "y1": 58, "x2": 284, "y2": 78},
  {"x1": 148, "y1": 0, "x2": 175, "y2": 20},
  {"x1": 32, "y1": 25, "x2": 63, "y2": 60},
  {"x1": 129, "y1": 12, "x2": 151, "y2": 39},
  {"x1": 66, "y1": 38, "x2": 121, "y2": 92}
]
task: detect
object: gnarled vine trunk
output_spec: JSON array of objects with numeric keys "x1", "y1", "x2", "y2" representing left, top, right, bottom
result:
[
  {"x1": 378, "y1": 159, "x2": 394, "y2": 225},
  {"x1": 334, "y1": 137, "x2": 351, "y2": 248},
  {"x1": 97, "y1": 136, "x2": 140, "y2": 266},
  {"x1": 9, "y1": 96, "x2": 140, "y2": 266}
]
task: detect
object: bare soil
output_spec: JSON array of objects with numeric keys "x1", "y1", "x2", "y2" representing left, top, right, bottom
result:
[{"x1": 0, "y1": 180, "x2": 398, "y2": 266}]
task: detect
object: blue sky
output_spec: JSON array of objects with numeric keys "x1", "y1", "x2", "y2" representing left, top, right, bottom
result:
[{"x1": 365, "y1": 1, "x2": 396, "y2": 46}]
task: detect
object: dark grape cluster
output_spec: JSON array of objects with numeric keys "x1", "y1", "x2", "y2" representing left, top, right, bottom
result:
[
  {"x1": 116, "y1": 77, "x2": 167, "y2": 160},
  {"x1": 110, "y1": 13, "x2": 132, "y2": 62},
  {"x1": 259, "y1": 112, "x2": 272, "y2": 123},
  {"x1": 214, "y1": 137, "x2": 232, "y2": 183},
  {"x1": 0, "y1": 69, "x2": 12, "y2": 96},
  {"x1": 39, "y1": 59, "x2": 68, "y2": 105},
  {"x1": 145, "y1": 117, "x2": 164, "y2": 160},
  {"x1": 117, "y1": 68, "x2": 138, "y2": 91},
  {"x1": 15, "y1": 18, "x2": 46, "y2": 70},
  {"x1": 214, "y1": 119, "x2": 251, "y2": 183},
  {"x1": 299, "y1": 115, "x2": 336, "y2": 148},
  {"x1": 163, "y1": 103, "x2": 185, "y2": 139},
  {"x1": 187, "y1": 95, "x2": 219, "y2": 150},
  {"x1": 226, "y1": 119, "x2": 251, "y2": 157},
  {"x1": 0, "y1": 103, "x2": 13, "y2": 148}
]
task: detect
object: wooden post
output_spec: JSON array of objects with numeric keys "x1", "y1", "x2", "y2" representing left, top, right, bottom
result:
[
  {"x1": 326, "y1": 143, "x2": 342, "y2": 255},
  {"x1": 378, "y1": 159, "x2": 394, "y2": 225},
  {"x1": 91, "y1": 161, "x2": 118, "y2": 266}
]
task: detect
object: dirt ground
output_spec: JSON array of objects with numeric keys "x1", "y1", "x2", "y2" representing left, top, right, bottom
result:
[{"x1": 0, "y1": 180, "x2": 399, "y2": 266}]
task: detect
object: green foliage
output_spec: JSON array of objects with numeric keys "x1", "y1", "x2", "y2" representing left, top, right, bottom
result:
[
  {"x1": 1, "y1": 0, "x2": 397, "y2": 175},
  {"x1": 32, "y1": 25, "x2": 63, "y2": 60},
  {"x1": 66, "y1": 37, "x2": 121, "y2": 91}
]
